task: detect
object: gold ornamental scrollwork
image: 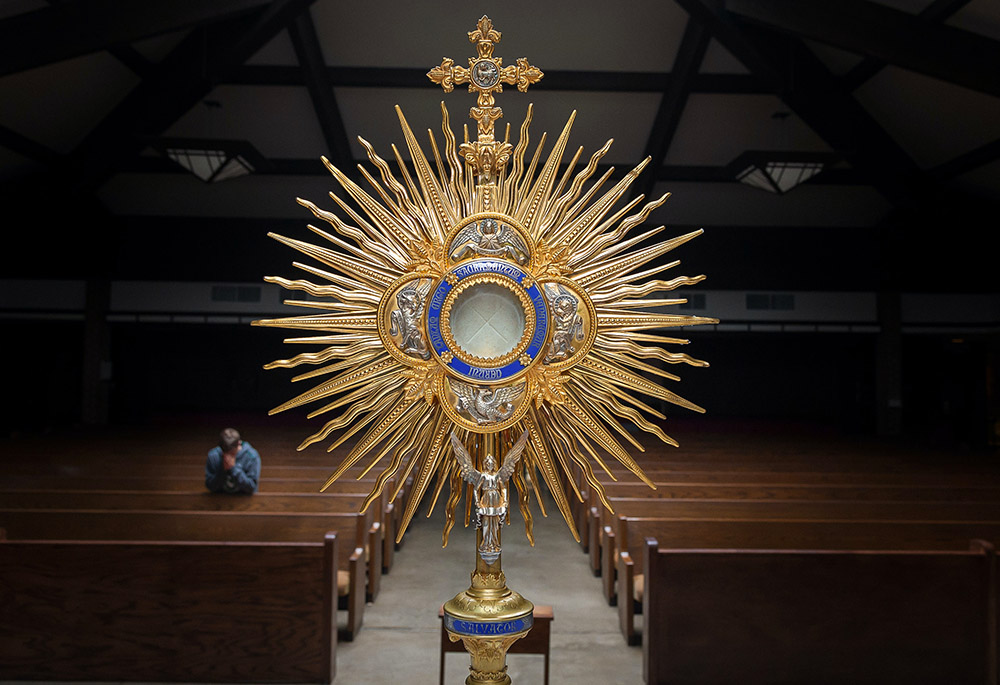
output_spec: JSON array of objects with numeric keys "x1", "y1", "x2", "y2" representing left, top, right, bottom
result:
[{"x1": 428, "y1": 16, "x2": 543, "y2": 181}]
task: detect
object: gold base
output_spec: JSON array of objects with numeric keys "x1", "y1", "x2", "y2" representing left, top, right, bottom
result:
[{"x1": 443, "y1": 551, "x2": 533, "y2": 685}]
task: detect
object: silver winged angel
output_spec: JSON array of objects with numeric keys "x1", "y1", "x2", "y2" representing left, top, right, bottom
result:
[
  {"x1": 450, "y1": 429, "x2": 530, "y2": 564},
  {"x1": 452, "y1": 380, "x2": 524, "y2": 425},
  {"x1": 448, "y1": 217, "x2": 529, "y2": 264}
]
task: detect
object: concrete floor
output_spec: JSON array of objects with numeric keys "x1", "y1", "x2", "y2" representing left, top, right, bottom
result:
[{"x1": 336, "y1": 495, "x2": 643, "y2": 684}]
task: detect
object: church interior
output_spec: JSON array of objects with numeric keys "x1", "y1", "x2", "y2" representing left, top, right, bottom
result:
[{"x1": 2, "y1": 1, "x2": 999, "y2": 683}]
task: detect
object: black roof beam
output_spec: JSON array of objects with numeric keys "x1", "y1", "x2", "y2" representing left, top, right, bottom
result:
[
  {"x1": 0, "y1": 0, "x2": 275, "y2": 78},
  {"x1": 636, "y1": 19, "x2": 710, "y2": 200},
  {"x1": 227, "y1": 65, "x2": 766, "y2": 94},
  {"x1": 930, "y1": 138, "x2": 1000, "y2": 182},
  {"x1": 677, "y1": 0, "x2": 926, "y2": 210},
  {"x1": 287, "y1": 11, "x2": 354, "y2": 173},
  {"x1": 68, "y1": 0, "x2": 318, "y2": 194},
  {"x1": 123, "y1": 154, "x2": 864, "y2": 186},
  {"x1": 0, "y1": 125, "x2": 61, "y2": 167},
  {"x1": 725, "y1": 0, "x2": 1000, "y2": 98},
  {"x1": 841, "y1": 0, "x2": 973, "y2": 91}
]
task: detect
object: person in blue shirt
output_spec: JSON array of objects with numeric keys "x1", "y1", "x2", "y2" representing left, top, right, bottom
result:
[{"x1": 205, "y1": 427, "x2": 260, "y2": 494}]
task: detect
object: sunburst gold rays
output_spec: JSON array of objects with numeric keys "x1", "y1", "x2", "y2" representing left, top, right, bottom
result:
[
  {"x1": 299, "y1": 376, "x2": 409, "y2": 450},
  {"x1": 297, "y1": 197, "x2": 412, "y2": 271},
  {"x1": 498, "y1": 103, "x2": 534, "y2": 213},
  {"x1": 264, "y1": 356, "x2": 401, "y2": 416},
  {"x1": 574, "y1": 229, "x2": 704, "y2": 289},
  {"x1": 321, "y1": 156, "x2": 425, "y2": 253},
  {"x1": 567, "y1": 196, "x2": 670, "y2": 270},
  {"x1": 590, "y1": 274, "x2": 707, "y2": 304},
  {"x1": 398, "y1": 416, "x2": 456, "y2": 543},
  {"x1": 550, "y1": 157, "x2": 651, "y2": 250},
  {"x1": 358, "y1": 399, "x2": 439, "y2": 512},
  {"x1": 253, "y1": 313, "x2": 378, "y2": 333},
  {"x1": 395, "y1": 105, "x2": 457, "y2": 237},
  {"x1": 266, "y1": 232, "x2": 398, "y2": 290},
  {"x1": 522, "y1": 412, "x2": 578, "y2": 541},
  {"x1": 259, "y1": 98, "x2": 715, "y2": 549},
  {"x1": 263, "y1": 276, "x2": 381, "y2": 308},
  {"x1": 357, "y1": 136, "x2": 429, "y2": 235},
  {"x1": 514, "y1": 110, "x2": 576, "y2": 232}
]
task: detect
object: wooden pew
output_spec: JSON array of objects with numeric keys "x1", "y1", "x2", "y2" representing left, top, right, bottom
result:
[
  {"x1": 570, "y1": 465, "x2": 1000, "y2": 552},
  {"x1": 576, "y1": 480, "x2": 1000, "y2": 554},
  {"x1": 598, "y1": 498, "x2": 1000, "y2": 598},
  {"x1": 0, "y1": 490, "x2": 368, "y2": 512},
  {"x1": 0, "y1": 509, "x2": 375, "y2": 639},
  {"x1": 616, "y1": 517, "x2": 1000, "y2": 646},
  {"x1": 574, "y1": 465, "x2": 1000, "y2": 488},
  {"x1": 641, "y1": 539, "x2": 996, "y2": 684},
  {"x1": 587, "y1": 481, "x2": 1000, "y2": 504},
  {"x1": 0, "y1": 476, "x2": 402, "y2": 573},
  {"x1": 0, "y1": 534, "x2": 338, "y2": 683}
]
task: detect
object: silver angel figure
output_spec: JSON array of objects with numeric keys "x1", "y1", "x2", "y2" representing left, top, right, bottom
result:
[
  {"x1": 450, "y1": 429, "x2": 530, "y2": 564},
  {"x1": 389, "y1": 283, "x2": 431, "y2": 359},
  {"x1": 544, "y1": 284, "x2": 584, "y2": 363},
  {"x1": 448, "y1": 217, "x2": 529, "y2": 265},
  {"x1": 452, "y1": 380, "x2": 524, "y2": 425}
]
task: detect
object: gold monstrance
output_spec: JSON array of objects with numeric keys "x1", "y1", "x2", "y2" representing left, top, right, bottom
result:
[{"x1": 256, "y1": 16, "x2": 716, "y2": 684}]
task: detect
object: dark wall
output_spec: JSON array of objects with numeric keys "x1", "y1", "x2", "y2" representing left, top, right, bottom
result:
[
  {"x1": 3, "y1": 319, "x2": 994, "y2": 448},
  {"x1": 0, "y1": 320, "x2": 85, "y2": 435},
  {"x1": 109, "y1": 323, "x2": 291, "y2": 423},
  {"x1": 683, "y1": 333, "x2": 877, "y2": 433},
  {"x1": 900, "y1": 335, "x2": 995, "y2": 448}
]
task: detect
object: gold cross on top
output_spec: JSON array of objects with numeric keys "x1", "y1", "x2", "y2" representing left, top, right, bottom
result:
[{"x1": 427, "y1": 16, "x2": 543, "y2": 144}]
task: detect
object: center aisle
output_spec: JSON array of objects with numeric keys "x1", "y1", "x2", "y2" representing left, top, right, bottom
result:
[{"x1": 336, "y1": 493, "x2": 641, "y2": 684}]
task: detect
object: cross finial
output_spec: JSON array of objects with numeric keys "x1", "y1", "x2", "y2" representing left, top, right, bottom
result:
[{"x1": 427, "y1": 16, "x2": 543, "y2": 180}]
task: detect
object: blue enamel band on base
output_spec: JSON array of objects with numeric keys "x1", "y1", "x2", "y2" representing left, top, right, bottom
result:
[{"x1": 443, "y1": 613, "x2": 534, "y2": 637}]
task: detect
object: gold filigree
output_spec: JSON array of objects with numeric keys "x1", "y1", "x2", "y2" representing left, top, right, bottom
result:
[
  {"x1": 469, "y1": 667, "x2": 508, "y2": 681},
  {"x1": 501, "y1": 57, "x2": 544, "y2": 92},
  {"x1": 408, "y1": 240, "x2": 448, "y2": 275},
  {"x1": 532, "y1": 366, "x2": 568, "y2": 406},
  {"x1": 459, "y1": 139, "x2": 514, "y2": 181},
  {"x1": 531, "y1": 240, "x2": 572, "y2": 278},
  {"x1": 401, "y1": 362, "x2": 441, "y2": 404},
  {"x1": 427, "y1": 57, "x2": 464, "y2": 93}
]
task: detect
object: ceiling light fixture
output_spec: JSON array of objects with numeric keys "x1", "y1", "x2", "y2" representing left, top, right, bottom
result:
[
  {"x1": 730, "y1": 151, "x2": 837, "y2": 194},
  {"x1": 151, "y1": 138, "x2": 267, "y2": 183}
]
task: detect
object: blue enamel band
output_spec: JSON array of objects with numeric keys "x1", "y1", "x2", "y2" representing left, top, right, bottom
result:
[{"x1": 427, "y1": 259, "x2": 548, "y2": 382}]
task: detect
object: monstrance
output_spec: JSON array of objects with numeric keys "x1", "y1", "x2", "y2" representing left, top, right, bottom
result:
[{"x1": 256, "y1": 16, "x2": 717, "y2": 684}]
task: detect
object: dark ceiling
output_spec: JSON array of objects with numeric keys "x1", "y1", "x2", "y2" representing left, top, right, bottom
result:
[{"x1": 1, "y1": 0, "x2": 998, "y2": 291}]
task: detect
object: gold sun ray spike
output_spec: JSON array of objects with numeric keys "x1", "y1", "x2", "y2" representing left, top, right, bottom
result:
[{"x1": 257, "y1": 16, "x2": 716, "y2": 684}]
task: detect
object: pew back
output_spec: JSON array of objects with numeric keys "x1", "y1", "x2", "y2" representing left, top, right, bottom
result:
[
  {"x1": 0, "y1": 535, "x2": 338, "y2": 683},
  {"x1": 0, "y1": 490, "x2": 368, "y2": 512},
  {"x1": 642, "y1": 539, "x2": 996, "y2": 685}
]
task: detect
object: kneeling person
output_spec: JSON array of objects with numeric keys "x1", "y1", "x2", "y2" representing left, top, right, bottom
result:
[{"x1": 205, "y1": 427, "x2": 260, "y2": 494}]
